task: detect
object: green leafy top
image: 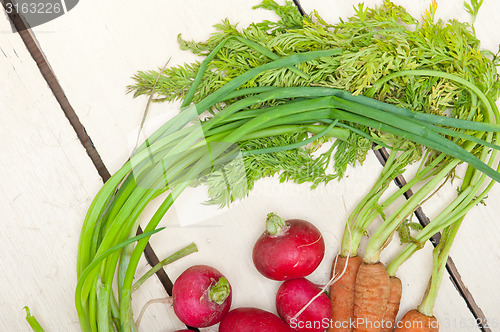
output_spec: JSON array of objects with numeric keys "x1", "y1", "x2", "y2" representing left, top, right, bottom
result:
[
  {"x1": 464, "y1": 0, "x2": 484, "y2": 24},
  {"x1": 127, "y1": 0, "x2": 500, "y2": 206}
]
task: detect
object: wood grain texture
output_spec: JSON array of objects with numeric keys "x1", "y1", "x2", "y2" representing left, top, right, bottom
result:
[
  {"x1": 1, "y1": 0, "x2": 499, "y2": 331},
  {"x1": 29, "y1": 0, "x2": 281, "y2": 173},
  {"x1": 0, "y1": 8, "x2": 181, "y2": 332},
  {"x1": 0, "y1": 13, "x2": 100, "y2": 331}
]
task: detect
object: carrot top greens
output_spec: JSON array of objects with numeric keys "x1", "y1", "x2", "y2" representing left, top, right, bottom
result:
[
  {"x1": 41, "y1": 1, "x2": 500, "y2": 332},
  {"x1": 128, "y1": 0, "x2": 500, "y2": 207}
]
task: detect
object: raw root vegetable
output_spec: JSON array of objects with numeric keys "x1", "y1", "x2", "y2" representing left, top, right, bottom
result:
[
  {"x1": 394, "y1": 309, "x2": 439, "y2": 332},
  {"x1": 328, "y1": 258, "x2": 400, "y2": 332},
  {"x1": 172, "y1": 265, "x2": 232, "y2": 328},
  {"x1": 70, "y1": 1, "x2": 500, "y2": 331},
  {"x1": 381, "y1": 276, "x2": 403, "y2": 332},
  {"x1": 219, "y1": 307, "x2": 294, "y2": 332},
  {"x1": 327, "y1": 255, "x2": 363, "y2": 332},
  {"x1": 276, "y1": 278, "x2": 331, "y2": 332},
  {"x1": 353, "y1": 262, "x2": 391, "y2": 332},
  {"x1": 253, "y1": 213, "x2": 325, "y2": 280}
]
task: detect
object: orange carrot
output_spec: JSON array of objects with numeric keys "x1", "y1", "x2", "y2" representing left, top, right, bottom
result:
[
  {"x1": 327, "y1": 255, "x2": 363, "y2": 332},
  {"x1": 381, "y1": 276, "x2": 402, "y2": 332},
  {"x1": 394, "y1": 309, "x2": 439, "y2": 332},
  {"x1": 353, "y1": 262, "x2": 391, "y2": 332}
]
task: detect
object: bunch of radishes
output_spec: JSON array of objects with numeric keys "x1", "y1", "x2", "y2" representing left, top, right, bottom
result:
[{"x1": 172, "y1": 213, "x2": 331, "y2": 332}]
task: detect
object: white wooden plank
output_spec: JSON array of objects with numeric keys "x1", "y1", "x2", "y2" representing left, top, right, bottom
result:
[
  {"x1": 30, "y1": 0, "x2": 280, "y2": 173},
  {"x1": 0, "y1": 12, "x2": 173, "y2": 332},
  {"x1": 143, "y1": 153, "x2": 386, "y2": 331},
  {"x1": 20, "y1": 0, "x2": 500, "y2": 331},
  {"x1": 447, "y1": 184, "x2": 500, "y2": 331},
  {"x1": 142, "y1": 157, "x2": 481, "y2": 332},
  {"x1": 0, "y1": 16, "x2": 100, "y2": 331}
]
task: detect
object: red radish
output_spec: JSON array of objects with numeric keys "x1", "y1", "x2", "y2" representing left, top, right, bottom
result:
[
  {"x1": 276, "y1": 278, "x2": 331, "y2": 332},
  {"x1": 172, "y1": 265, "x2": 232, "y2": 328},
  {"x1": 253, "y1": 213, "x2": 325, "y2": 280},
  {"x1": 219, "y1": 307, "x2": 295, "y2": 332}
]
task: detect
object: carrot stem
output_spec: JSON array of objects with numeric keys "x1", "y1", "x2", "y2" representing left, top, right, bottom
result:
[
  {"x1": 362, "y1": 70, "x2": 499, "y2": 265},
  {"x1": 340, "y1": 148, "x2": 399, "y2": 257},
  {"x1": 418, "y1": 218, "x2": 464, "y2": 316}
]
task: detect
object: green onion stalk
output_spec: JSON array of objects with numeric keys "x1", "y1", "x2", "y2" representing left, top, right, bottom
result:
[
  {"x1": 339, "y1": 69, "x2": 500, "y2": 263},
  {"x1": 75, "y1": 49, "x2": 344, "y2": 332},
  {"x1": 74, "y1": 5, "x2": 500, "y2": 331},
  {"x1": 70, "y1": 38, "x2": 500, "y2": 332},
  {"x1": 21, "y1": 2, "x2": 500, "y2": 331},
  {"x1": 384, "y1": 93, "x2": 500, "y2": 270}
]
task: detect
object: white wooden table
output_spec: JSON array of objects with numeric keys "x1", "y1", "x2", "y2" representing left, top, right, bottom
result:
[{"x1": 1, "y1": 0, "x2": 499, "y2": 331}]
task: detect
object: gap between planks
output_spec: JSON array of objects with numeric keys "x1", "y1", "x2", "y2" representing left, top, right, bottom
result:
[{"x1": 0, "y1": 1, "x2": 197, "y2": 330}]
